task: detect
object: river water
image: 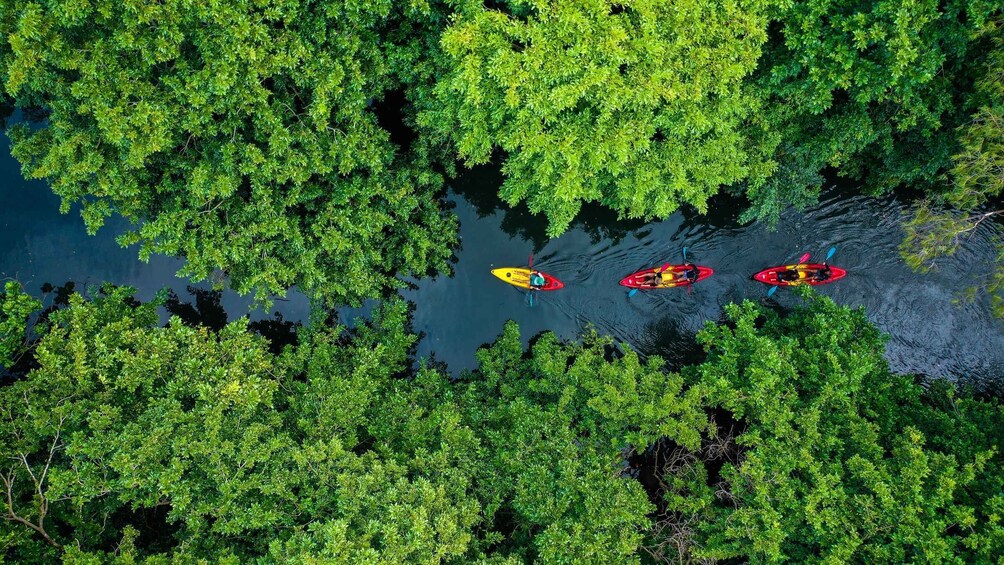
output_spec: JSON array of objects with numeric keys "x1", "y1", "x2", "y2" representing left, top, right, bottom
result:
[{"x1": 3, "y1": 111, "x2": 1002, "y2": 384}]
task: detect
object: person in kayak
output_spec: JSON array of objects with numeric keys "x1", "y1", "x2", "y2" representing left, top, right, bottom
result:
[
  {"x1": 529, "y1": 270, "x2": 546, "y2": 289},
  {"x1": 642, "y1": 270, "x2": 664, "y2": 287},
  {"x1": 776, "y1": 269, "x2": 801, "y2": 283},
  {"x1": 812, "y1": 265, "x2": 832, "y2": 282},
  {"x1": 684, "y1": 264, "x2": 699, "y2": 283}
]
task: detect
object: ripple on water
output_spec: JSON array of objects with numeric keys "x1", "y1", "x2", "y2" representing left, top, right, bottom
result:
[{"x1": 402, "y1": 181, "x2": 1004, "y2": 385}]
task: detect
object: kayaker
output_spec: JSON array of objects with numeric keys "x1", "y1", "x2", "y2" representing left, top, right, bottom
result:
[
  {"x1": 529, "y1": 270, "x2": 546, "y2": 289},
  {"x1": 776, "y1": 269, "x2": 800, "y2": 283},
  {"x1": 813, "y1": 265, "x2": 832, "y2": 282},
  {"x1": 643, "y1": 270, "x2": 664, "y2": 287},
  {"x1": 684, "y1": 264, "x2": 699, "y2": 283}
]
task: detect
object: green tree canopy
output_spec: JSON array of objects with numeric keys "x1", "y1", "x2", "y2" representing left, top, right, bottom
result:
[
  {"x1": 0, "y1": 287, "x2": 710, "y2": 562},
  {"x1": 0, "y1": 281, "x2": 40, "y2": 370},
  {"x1": 2, "y1": 285, "x2": 1003, "y2": 562},
  {"x1": 452, "y1": 321, "x2": 708, "y2": 561},
  {"x1": 900, "y1": 31, "x2": 1004, "y2": 316},
  {"x1": 666, "y1": 292, "x2": 1004, "y2": 562},
  {"x1": 745, "y1": 0, "x2": 1002, "y2": 221},
  {"x1": 423, "y1": 0, "x2": 774, "y2": 235},
  {"x1": 0, "y1": 288, "x2": 479, "y2": 561},
  {"x1": 0, "y1": 0, "x2": 456, "y2": 305}
]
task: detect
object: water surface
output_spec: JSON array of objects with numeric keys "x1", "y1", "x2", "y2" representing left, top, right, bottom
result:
[
  {"x1": 2, "y1": 114, "x2": 1002, "y2": 384},
  {"x1": 404, "y1": 167, "x2": 1004, "y2": 384}
]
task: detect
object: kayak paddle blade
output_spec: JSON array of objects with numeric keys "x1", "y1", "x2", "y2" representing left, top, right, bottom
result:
[
  {"x1": 628, "y1": 288, "x2": 639, "y2": 298},
  {"x1": 825, "y1": 246, "x2": 836, "y2": 261},
  {"x1": 799, "y1": 252, "x2": 811, "y2": 264},
  {"x1": 683, "y1": 246, "x2": 688, "y2": 263},
  {"x1": 767, "y1": 285, "x2": 778, "y2": 297}
]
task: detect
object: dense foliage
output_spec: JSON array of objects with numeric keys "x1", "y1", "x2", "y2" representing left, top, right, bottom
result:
[
  {"x1": 745, "y1": 0, "x2": 1001, "y2": 222},
  {"x1": 0, "y1": 284, "x2": 707, "y2": 561},
  {"x1": 2, "y1": 0, "x2": 1003, "y2": 560},
  {"x1": 423, "y1": 0, "x2": 774, "y2": 234},
  {"x1": 0, "y1": 281, "x2": 40, "y2": 369},
  {"x1": 900, "y1": 30, "x2": 1004, "y2": 316},
  {"x1": 675, "y1": 292, "x2": 1004, "y2": 562},
  {"x1": 1, "y1": 285, "x2": 1001, "y2": 562},
  {"x1": 0, "y1": 0, "x2": 456, "y2": 305},
  {"x1": 2, "y1": 0, "x2": 1002, "y2": 311}
]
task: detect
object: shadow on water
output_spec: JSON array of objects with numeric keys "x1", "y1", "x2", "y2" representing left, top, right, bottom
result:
[
  {"x1": 634, "y1": 314, "x2": 705, "y2": 372},
  {"x1": 4, "y1": 106, "x2": 1004, "y2": 387},
  {"x1": 165, "y1": 286, "x2": 229, "y2": 332},
  {"x1": 0, "y1": 100, "x2": 13, "y2": 131},
  {"x1": 679, "y1": 189, "x2": 750, "y2": 231},
  {"x1": 0, "y1": 99, "x2": 47, "y2": 132},
  {"x1": 164, "y1": 285, "x2": 301, "y2": 354},
  {"x1": 449, "y1": 162, "x2": 647, "y2": 250}
]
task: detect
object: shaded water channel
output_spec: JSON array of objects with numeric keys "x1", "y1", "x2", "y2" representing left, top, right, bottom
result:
[
  {"x1": 2, "y1": 111, "x2": 1003, "y2": 385},
  {"x1": 406, "y1": 167, "x2": 1004, "y2": 385}
]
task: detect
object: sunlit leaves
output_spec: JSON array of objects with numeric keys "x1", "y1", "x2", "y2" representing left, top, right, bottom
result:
[
  {"x1": 456, "y1": 321, "x2": 708, "y2": 560},
  {"x1": 0, "y1": 0, "x2": 456, "y2": 306},
  {"x1": 683, "y1": 291, "x2": 1004, "y2": 562},
  {"x1": 424, "y1": 0, "x2": 773, "y2": 235}
]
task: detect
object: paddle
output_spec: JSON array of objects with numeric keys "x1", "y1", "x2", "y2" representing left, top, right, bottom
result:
[
  {"x1": 824, "y1": 246, "x2": 836, "y2": 263},
  {"x1": 526, "y1": 252, "x2": 542, "y2": 307},
  {"x1": 683, "y1": 246, "x2": 693, "y2": 295},
  {"x1": 628, "y1": 262, "x2": 671, "y2": 297},
  {"x1": 769, "y1": 252, "x2": 811, "y2": 297},
  {"x1": 527, "y1": 252, "x2": 536, "y2": 307}
]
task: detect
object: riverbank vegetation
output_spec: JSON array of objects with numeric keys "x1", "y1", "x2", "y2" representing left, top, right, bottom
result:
[
  {"x1": 2, "y1": 1, "x2": 1003, "y2": 560},
  {"x1": 1, "y1": 0, "x2": 1000, "y2": 309},
  {"x1": 1, "y1": 284, "x2": 1001, "y2": 562}
]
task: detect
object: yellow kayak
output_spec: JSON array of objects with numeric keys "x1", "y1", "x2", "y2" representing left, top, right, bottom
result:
[{"x1": 491, "y1": 268, "x2": 565, "y2": 290}]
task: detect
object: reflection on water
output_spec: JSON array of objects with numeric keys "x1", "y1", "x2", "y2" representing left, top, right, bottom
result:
[
  {"x1": 406, "y1": 168, "x2": 1004, "y2": 385},
  {"x1": 451, "y1": 163, "x2": 647, "y2": 250},
  {"x1": 2, "y1": 112, "x2": 1002, "y2": 385},
  {"x1": 0, "y1": 110, "x2": 312, "y2": 324}
]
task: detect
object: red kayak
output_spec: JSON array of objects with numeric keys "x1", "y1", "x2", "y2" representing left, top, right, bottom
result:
[
  {"x1": 619, "y1": 265, "x2": 714, "y2": 289},
  {"x1": 753, "y1": 263, "x2": 846, "y2": 286}
]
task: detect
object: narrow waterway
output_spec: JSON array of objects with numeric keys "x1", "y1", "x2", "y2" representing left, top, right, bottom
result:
[
  {"x1": 3, "y1": 111, "x2": 1002, "y2": 384},
  {"x1": 0, "y1": 112, "x2": 313, "y2": 325},
  {"x1": 405, "y1": 167, "x2": 1004, "y2": 384}
]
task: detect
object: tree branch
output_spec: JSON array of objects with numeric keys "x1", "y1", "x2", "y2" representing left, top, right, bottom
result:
[{"x1": 1, "y1": 416, "x2": 67, "y2": 550}]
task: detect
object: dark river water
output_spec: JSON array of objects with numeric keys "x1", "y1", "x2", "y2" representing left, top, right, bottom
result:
[{"x1": 3, "y1": 110, "x2": 1003, "y2": 385}]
